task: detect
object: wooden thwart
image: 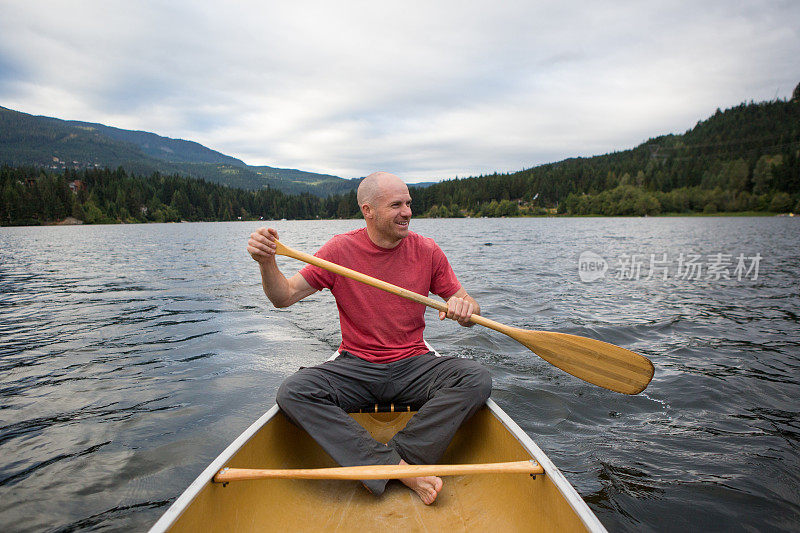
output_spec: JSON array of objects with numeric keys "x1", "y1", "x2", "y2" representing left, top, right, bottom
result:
[{"x1": 213, "y1": 460, "x2": 544, "y2": 483}]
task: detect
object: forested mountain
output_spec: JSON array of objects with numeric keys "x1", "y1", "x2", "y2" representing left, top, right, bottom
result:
[
  {"x1": 411, "y1": 95, "x2": 800, "y2": 216},
  {"x1": 2, "y1": 93, "x2": 798, "y2": 226},
  {"x1": 0, "y1": 106, "x2": 358, "y2": 196}
]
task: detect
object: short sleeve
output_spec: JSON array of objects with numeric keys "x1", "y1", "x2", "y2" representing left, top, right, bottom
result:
[
  {"x1": 299, "y1": 237, "x2": 339, "y2": 290},
  {"x1": 430, "y1": 244, "x2": 462, "y2": 299}
]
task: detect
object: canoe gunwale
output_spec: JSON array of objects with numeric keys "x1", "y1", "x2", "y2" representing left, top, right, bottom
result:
[
  {"x1": 484, "y1": 397, "x2": 607, "y2": 532},
  {"x1": 419, "y1": 342, "x2": 606, "y2": 532},
  {"x1": 148, "y1": 404, "x2": 282, "y2": 533},
  {"x1": 149, "y1": 346, "x2": 608, "y2": 533}
]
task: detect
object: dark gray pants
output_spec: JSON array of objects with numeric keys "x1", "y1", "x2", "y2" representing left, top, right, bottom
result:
[{"x1": 276, "y1": 351, "x2": 492, "y2": 495}]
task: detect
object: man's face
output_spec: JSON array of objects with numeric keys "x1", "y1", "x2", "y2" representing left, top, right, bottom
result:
[{"x1": 372, "y1": 182, "x2": 412, "y2": 245}]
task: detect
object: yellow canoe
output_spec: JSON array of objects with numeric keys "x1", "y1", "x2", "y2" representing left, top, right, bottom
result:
[{"x1": 150, "y1": 351, "x2": 607, "y2": 532}]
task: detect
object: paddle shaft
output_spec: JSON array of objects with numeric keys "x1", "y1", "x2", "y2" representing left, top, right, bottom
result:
[
  {"x1": 272, "y1": 239, "x2": 654, "y2": 395},
  {"x1": 274, "y1": 240, "x2": 506, "y2": 332},
  {"x1": 214, "y1": 460, "x2": 543, "y2": 482}
]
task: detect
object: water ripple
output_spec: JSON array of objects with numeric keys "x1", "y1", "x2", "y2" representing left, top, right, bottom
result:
[{"x1": 0, "y1": 218, "x2": 798, "y2": 532}]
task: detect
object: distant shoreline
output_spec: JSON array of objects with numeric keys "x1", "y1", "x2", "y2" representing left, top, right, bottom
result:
[{"x1": 2, "y1": 211, "x2": 794, "y2": 228}]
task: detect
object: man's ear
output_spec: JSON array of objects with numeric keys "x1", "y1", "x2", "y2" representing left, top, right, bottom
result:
[{"x1": 361, "y1": 203, "x2": 373, "y2": 219}]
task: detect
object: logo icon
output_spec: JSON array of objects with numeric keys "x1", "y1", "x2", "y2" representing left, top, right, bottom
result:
[{"x1": 578, "y1": 251, "x2": 608, "y2": 282}]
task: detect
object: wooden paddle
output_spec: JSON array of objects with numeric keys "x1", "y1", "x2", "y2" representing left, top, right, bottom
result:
[
  {"x1": 214, "y1": 460, "x2": 543, "y2": 482},
  {"x1": 274, "y1": 239, "x2": 654, "y2": 395}
]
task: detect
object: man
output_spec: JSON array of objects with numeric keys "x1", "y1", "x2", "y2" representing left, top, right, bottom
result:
[{"x1": 246, "y1": 171, "x2": 491, "y2": 505}]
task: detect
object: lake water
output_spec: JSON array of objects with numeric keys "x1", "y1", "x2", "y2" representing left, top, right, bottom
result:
[{"x1": 1, "y1": 217, "x2": 798, "y2": 532}]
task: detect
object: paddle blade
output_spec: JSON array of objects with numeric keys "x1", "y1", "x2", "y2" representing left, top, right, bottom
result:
[
  {"x1": 508, "y1": 329, "x2": 654, "y2": 394},
  {"x1": 272, "y1": 238, "x2": 655, "y2": 394}
]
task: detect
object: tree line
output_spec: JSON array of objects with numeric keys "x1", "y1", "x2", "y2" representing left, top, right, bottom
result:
[
  {"x1": 411, "y1": 98, "x2": 800, "y2": 216},
  {"x1": 0, "y1": 165, "x2": 361, "y2": 226},
  {"x1": 2, "y1": 97, "x2": 799, "y2": 226}
]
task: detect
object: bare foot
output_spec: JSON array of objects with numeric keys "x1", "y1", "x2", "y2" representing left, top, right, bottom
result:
[{"x1": 397, "y1": 460, "x2": 443, "y2": 505}]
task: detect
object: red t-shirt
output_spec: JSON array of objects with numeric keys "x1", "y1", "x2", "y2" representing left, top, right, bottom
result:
[{"x1": 299, "y1": 228, "x2": 462, "y2": 363}]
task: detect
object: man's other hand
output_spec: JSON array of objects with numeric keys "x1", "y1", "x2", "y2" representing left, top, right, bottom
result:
[
  {"x1": 440, "y1": 295, "x2": 475, "y2": 327},
  {"x1": 247, "y1": 227, "x2": 279, "y2": 264}
]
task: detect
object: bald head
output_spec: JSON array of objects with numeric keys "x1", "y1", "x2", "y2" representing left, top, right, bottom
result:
[
  {"x1": 357, "y1": 171, "x2": 408, "y2": 208},
  {"x1": 357, "y1": 171, "x2": 412, "y2": 246}
]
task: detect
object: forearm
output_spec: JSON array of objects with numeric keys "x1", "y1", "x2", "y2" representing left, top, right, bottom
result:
[
  {"x1": 248, "y1": 227, "x2": 316, "y2": 308},
  {"x1": 258, "y1": 260, "x2": 295, "y2": 308}
]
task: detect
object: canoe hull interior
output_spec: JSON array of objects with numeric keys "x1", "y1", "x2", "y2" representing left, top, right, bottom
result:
[{"x1": 165, "y1": 406, "x2": 592, "y2": 532}]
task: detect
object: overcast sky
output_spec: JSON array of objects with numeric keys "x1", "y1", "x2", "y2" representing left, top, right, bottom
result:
[{"x1": 1, "y1": 1, "x2": 798, "y2": 182}]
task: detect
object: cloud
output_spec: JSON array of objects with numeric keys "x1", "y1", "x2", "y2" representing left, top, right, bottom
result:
[{"x1": 1, "y1": 0, "x2": 799, "y2": 182}]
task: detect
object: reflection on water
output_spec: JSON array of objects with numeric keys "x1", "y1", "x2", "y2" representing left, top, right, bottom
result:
[{"x1": 0, "y1": 217, "x2": 798, "y2": 531}]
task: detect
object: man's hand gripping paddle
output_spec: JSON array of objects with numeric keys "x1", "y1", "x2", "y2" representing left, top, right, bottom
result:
[{"x1": 274, "y1": 239, "x2": 654, "y2": 394}]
